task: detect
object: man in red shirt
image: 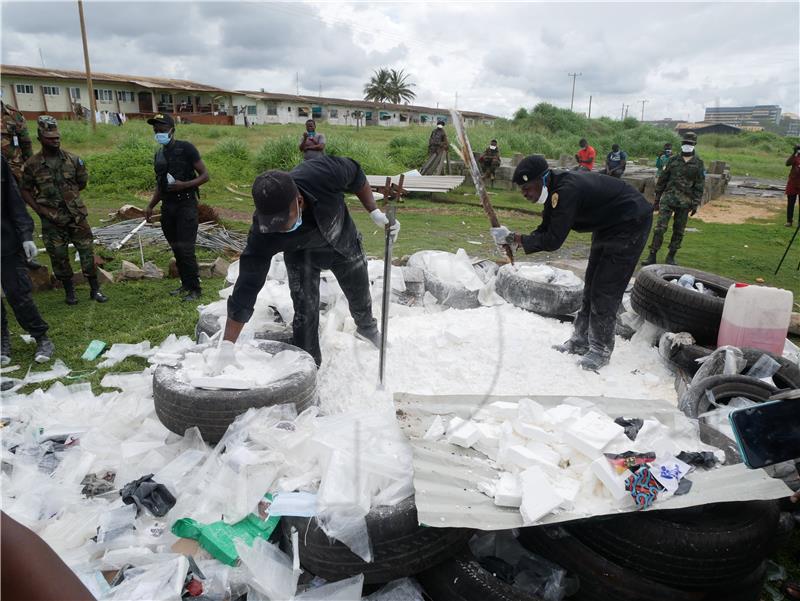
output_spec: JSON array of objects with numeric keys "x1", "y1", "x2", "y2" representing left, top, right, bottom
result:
[
  {"x1": 785, "y1": 144, "x2": 800, "y2": 227},
  {"x1": 575, "y1": 138, "x2": 596, "y2": 171}
]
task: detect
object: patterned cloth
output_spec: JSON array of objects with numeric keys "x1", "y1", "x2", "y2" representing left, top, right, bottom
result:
[{"x1": 625, "y1": 466, "x2": 664, "y2": 510}]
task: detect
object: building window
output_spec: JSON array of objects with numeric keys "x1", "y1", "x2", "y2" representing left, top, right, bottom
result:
[
  {"x1": 288, "y1": 107, "x2": 292, "y2": 112},
  {"x1": 69, "y1": 87, "x2": 81, "y2": 100},
  {"x1": 312, "y1": 106, "x2": 322, "y2": 118},
  {"x1": 266, "y1": 103, "x2": 278, "y2": 116},
  {"x1": 329, "y1": 109, "x2": 338, "y2": 119},
  {"x1": 42, "y1": 86, "x2": 60, "y2": 96},
  {"x1": 159, "y1": 93, "x2": 173, "y2": 104},
  {"x1": 116, "y1": 90, "x2": 135, "y2": 102},
  {"x1": 246, "y1": 105, "x2": 257, "y2": 115},
  {"x1": 15, "y1": 84, "x2": 34, "y2": 94},
  {"x1": 298, "y1": 106, "x2": 310, "y2": 117},
  {"x1": 94, "y1": 89, "x2": 113, "y2": 102},
  {"x1": 399, "y1": 113, "x2": 408, "y2": 122}
]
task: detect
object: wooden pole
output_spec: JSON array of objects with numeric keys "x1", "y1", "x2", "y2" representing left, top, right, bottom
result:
[
  {"x1": 450, "y1": 109, "x2": 514, "y2": 264},
  {"x1": 40, "y1": 86, "x2": 49, "y2": 113},
  {"x1": 77, "y1": 0, "x2": 97, "y2": 131}
]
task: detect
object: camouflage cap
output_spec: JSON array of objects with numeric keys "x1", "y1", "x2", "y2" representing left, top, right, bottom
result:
[
  {"x1": 681, "y1": 131, "x2": 697, "y2": 145},
  {"x1": 37, "y1": 115, "x2": 60, "y2": 138}
]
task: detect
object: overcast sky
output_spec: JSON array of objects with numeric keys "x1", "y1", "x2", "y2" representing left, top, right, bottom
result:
[{"x1": 2, "y1": 1, "x2": 798, "y2": 120}]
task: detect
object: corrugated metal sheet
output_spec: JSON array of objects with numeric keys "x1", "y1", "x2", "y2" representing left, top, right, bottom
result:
[
  {"x1": 366, "y1": 175, "x2": 465, "y2": 193},
  {"x1": 394, "y1": 393, "x2": 792, "y2": 530}
]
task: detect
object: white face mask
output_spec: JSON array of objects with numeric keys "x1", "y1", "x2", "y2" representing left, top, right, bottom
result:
[
  {"x1": 537, "y1": 185, "x2": 549, "y2": 204},
  {"x1": 437, "y1": 124, "x2": 443, "y2": 129},
  {"x1": 681, "y1": 144, "x2": 694, "y2": 154},
  {"x1": 489, "y1": 145, "x2": 497, "y2": 150}
]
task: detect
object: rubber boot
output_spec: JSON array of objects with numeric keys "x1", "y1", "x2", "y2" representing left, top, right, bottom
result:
[
  {"x1": 355, "y1": 327, "x2": 381, "y2": 349},
  {"x1": 641, "y1": 252, "x2": 657, "y2": 266},
  {"x1": 34, "y1": 335, "x2": 54, "y2": 363},
  {"x1": 579, "y1": 350, "x2": 610, "y2": 371},
  {"x1": 88, "y1": 278, "x2": 108, "y2": 303},
  {"x1": 1, "y1": 334, "x2": 11, "y2": 367},
  {"x1": 63, "y1": 279, "x2": 78, "y2": 305},
  {"x1": 181, "y1": 288, "x2": 202, "y2": 302},
  {"x1": 552, "y1": 338, "x2": 589, "y2": 356},
  {"x1": 665, "y1": 251, "x2": 677, "y2": 265}
]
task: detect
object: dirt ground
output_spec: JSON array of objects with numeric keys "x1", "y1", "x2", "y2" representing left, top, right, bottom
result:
[{"x1": 696, "y1": 194, "x2": 785, "y2": 224}]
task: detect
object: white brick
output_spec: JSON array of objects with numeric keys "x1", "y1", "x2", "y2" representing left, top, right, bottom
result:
[
  {"x1": 562, "y1": 396, "x2": 596, "y2": 412},
  {"x1": 542, "y1": 404, "x2": 582, "y2": 429},
  {"x1": 493, "y1": 472, "x2": 522, "y2": 507},
  {"x1": 517, "y1": 398, "x2": 545, "y2": 424},
  {"x1": 513, "y1": 421, "x2": 555, "y2": 444},
  {"x1": 497, "y1": 421, "x2": 526, "y2": 465},
  {"x1": 519, "y1": 466, "x2": 563, "y2": 524},
  {"x1": 423, "y1": 415, "x2": 445, "y2": 441},
  {"x1": 590, "y1": 457, "x2": 631, "y2": 501},
  {"x1": 486, "y1": 401, "x2": 520, "y2": 421},
  {"x1": 552, "y1": 475, "x2": 582, "y2": 509},
  {"x1": 474, "y1": 422, "x2": 502, "y2": 460},
  {"x1": 563, "y1": 411, "x2": 625, "y2": 458},
  {"x1": 524, "y1": 442, "x2": 562, "y2": 470},
  {"x1": 446, "y1": 417, "x2": 481, "y2": 448}
]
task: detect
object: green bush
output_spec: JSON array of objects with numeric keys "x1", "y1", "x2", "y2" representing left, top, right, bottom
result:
[
  {"x1": 387, "y1": 134, "x2": 428, "y2": 169},
  {"x1": 205, "y1": 137, "x2": 254, "y2": 182},
  {"x1": 84, "y1": 134, "x2": 156, "y2": 193},
  {"x1": 253, "y1": 136, "x2": 302, "y2": 172},
  {"x1": 325, "y1": 135, "x2": 402, "y2": 175}
]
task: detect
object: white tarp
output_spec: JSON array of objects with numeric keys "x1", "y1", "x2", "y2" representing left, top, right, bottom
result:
[{"x1": 394, "y1": 393, "x2": 792, "y2": 531}]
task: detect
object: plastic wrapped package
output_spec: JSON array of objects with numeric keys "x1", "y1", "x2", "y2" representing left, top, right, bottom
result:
[
  {"x1": 235, "y1": 538, "x2": 299, "y2": 600},
  {"x1": 745, "y1": 354, "x2": 781, "y2": 381},
  {"x1": 691, "y1": 346, "x2": 745, "y2": 386},
  {"x1": 296, "y1": 574, "x2": 364, "y2": 600},
  {"x1": 100, "y1": 555, "x2": 188, "y2": 601}
]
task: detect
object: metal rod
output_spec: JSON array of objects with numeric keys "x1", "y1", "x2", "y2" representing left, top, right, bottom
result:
[
  {"x1": 775, "y1": 222, "x2": 800, "y2": 274},
  {"x1": 378, "y1": 175, "x2": 398, "y2": 388},
  {"x1": 112, "y1": 219, "x2": 147, "y2": 251},
  {"x1": 138, "y1": 233, "x2": 145, "y2": 267}
]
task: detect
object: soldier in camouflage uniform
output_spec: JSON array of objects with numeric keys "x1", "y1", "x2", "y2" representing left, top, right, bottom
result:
[
  {"x1": 642, "y1": 132, "x2": 704, "y2": 266},
  {"x1": 1, "y1": 101, "x2": 33, "y2": 183},
  {"x1": 420, "y1": 119, "x2": 449, "y2": 175},
  {"x1": 479, "y1": 139, "x2": 501, "y2": 187},
  {"x1": 20, "y1": 116, "x2": 108, "y2": 305}
]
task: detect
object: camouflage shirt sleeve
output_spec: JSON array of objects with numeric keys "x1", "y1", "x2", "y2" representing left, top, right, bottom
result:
[
  {"x1": 691, "y1": 158, "x2": 705, "y2": 206},
  {"x1": 73, "y1": 154, "x2": 88, "y2": 190},
  {"x1": 20, "y1": 157, "x2": 36, "y2": 192},
  {"x1": 17, "y1": 119, "x2": 33, "y2": 162},
  {"x1": 655, "y1": 156, "x2": 672, "y2": 196}
]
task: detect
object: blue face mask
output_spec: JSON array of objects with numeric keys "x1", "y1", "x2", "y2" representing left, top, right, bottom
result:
[
  {"x1": 155, "y1": 132, "x2": 171, "y2": 145},
  {"x1": 281, "y1": 199, "x2": 303, "y2": 233}
]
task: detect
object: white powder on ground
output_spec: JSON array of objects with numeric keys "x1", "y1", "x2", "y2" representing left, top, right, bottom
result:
[
  {"x1": 178, "y1": 343, "x2": 305, "y2": 389},
  {"x1": 316, "y1": 302, "x2": 677, "y2": 414},
  {"x1": 408, "y1": 249, "x2": 485, "y2": 291},
  {"x1": 511, "y1": 264, "x2": 583, "y2": 288}
]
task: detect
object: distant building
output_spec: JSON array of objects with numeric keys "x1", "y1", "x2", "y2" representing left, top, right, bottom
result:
[
  {"x1": 780, "y1": 112, "x2": 800, "y2": 137},
  {"x1": 0, "y1": 64, "x2": 234, "y2": 124},
  {"x1": 675, "y1": 122, "x2": 742, "y2": 136},
  {"x1": 231, "y1": 91, "x2": 497, "y2": 128},
  {"x1": 645, "y1": 118, "x2": 681, "y2": 130},
  {"x1": 704, "y1": 105, "x2": 782, "y2": 126}
]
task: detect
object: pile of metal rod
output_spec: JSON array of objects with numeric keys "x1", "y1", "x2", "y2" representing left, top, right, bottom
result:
[{"x1": 93, "y1": 219, "x2": 247, "y2": 253}]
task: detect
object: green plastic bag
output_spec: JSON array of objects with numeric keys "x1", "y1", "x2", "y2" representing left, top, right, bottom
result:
[
  {"x1": 81, "y1": 340, "x2": 106, "y2": 361},
  {"x1": 171, "y1": 495, "x2": 280, "y2": 566}
]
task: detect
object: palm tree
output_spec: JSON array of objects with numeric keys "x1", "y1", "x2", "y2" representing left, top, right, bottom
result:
[{"x1": 363, "y1": 68, "x2": 416, "y2": 104}]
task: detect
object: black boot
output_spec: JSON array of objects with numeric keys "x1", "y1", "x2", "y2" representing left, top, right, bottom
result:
[
  {"x1": 1, "y1": 334, "x2": 11, "y2": 367},
  {"x1": 641, "y1": 251, "x2": 658, "y2": 266},
  {"x1": 34, "y1": 335, "x2": 54, "y2": 363},
  {"x1": 88, "y1": 278, "x2": 108, "y2": 303},
  {"x1": 665, "y1": 251, "x2": 677, "y2": 265},
  {"x1": 552, "y1": 338, "x2": 589, "y2": 355},
  {"x1": 62, "y1": 279, "x2": 78, "y2": 305}
]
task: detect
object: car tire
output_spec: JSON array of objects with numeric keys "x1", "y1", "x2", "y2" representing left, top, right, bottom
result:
[
  {"x1": 153, "y1": 340, "x2": 318, "y2": 443},
  {"x1": 668, "y1": 345, "x2": 800, "y2": 389},
  {"x1": 280, "y1": 496, "x2": 472, "y2": 585},
  {"x1": 632, "y1": 265, "x2": 734, "y2": 345},
  {"x1": 560, "y1": 501, "x2": 780, "y2": 591},
  {"x1": 494, "y1": 264, "x2": 583, "y2": 317},
  {"x1": 682, "y1": 374, "x2": 778, "y2": 417}
]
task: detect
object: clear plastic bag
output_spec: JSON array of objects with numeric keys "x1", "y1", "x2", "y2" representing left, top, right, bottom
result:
[
  {"x1": 745, "y1": 354, "x2": 781, "y2": 380},
  {"x1": 235, "y1": 538, "x2": 299, "y2": 601}
]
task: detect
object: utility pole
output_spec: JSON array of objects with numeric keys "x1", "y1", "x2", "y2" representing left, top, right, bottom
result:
[
  {"x1": 455, "y1": 91, "x2": 458, "y2": 109},
  {"x1": 77, "y1": 0, "x2": 96, "y2": 131},
  {"x1": 588, "y1": 95, "x2": 592, "y2": 119},
  {"x1": 568, "y1": 72, "x2": 582, "y2": 111},
  {"x1": 38, "y1": 48, "x2": 46, "y2": 68},
  {"x1": 624, "y1": 104, "x2": 630, "y2": 119},
  {"x1": 296, "y1": 72, "x2": 299, "y2": 96},
  {"x1": 620, "y1": 103, "x2": 625, "y2": 120},
  {"x1": 639, "y1": 99, "x2": 649, "y2": 121}
]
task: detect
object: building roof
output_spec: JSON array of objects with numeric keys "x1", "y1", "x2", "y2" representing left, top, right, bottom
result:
[
  {"x1": 675, "y1": 121, "x2": 742, "y2": 133},
  {"x1": 237, "y1": 90, "x2": 498, "y2": 120},
  {"x1": 1, "y1": 64, "x2": 230, "y2": 94}
]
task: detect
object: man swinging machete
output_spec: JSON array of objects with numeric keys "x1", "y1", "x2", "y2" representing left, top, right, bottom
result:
[
  {"x1": 220, "y1": 155, "x2": 400, "y2": 367},
  {"x1": 490, "y1": 156, "x2": 652, "y2": 371}
]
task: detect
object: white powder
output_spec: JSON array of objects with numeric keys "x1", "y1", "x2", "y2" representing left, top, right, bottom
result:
[
  {"x1": 511, "y1": 264, "x2": 583, "y2": 288},
  {"x1": 408, "y1": 249, "x2": 485, "y2": 291}
]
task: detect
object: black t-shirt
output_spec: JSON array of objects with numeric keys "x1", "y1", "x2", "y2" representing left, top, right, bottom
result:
[
  {"x1": 520, "y1": 170, "x2": 651, "y2": 254},
  {"x1": 154, "y1": 140, "x2": 201, "y2": 201}
]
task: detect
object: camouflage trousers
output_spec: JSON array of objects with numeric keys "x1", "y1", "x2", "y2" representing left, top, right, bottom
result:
[
  {"x1": 649, "y1": 204, "x2": 690, "y2": 254},
  {"x1": 41, "y1": 217, "x2": 97, "y2": 281},
  {"x1": 480, "y1": 160, "x2": 499, "y2": 179}
]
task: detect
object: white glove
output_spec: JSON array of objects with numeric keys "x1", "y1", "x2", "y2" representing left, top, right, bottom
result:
[
  {"x1": 22, "y1": 241, "x2": 38, "y2": 260},
  {"x1": 370, "y1": 209, "x2": 401, "y2": 242},
  {"x1": 490, "y1": 226, "x2": 513, "y2": 246},
  {"x1": 207, "y1": 340, "x2": 241, "y2": 376}
]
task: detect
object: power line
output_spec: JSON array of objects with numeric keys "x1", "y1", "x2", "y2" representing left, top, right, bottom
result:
[{"x1": 568, "y1": 72, "x2": 582, "y2": 111}]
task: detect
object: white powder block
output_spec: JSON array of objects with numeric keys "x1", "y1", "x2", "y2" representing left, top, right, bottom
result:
[
  {"x1": 519, "y1": 466, "x2": 563, "y2": 524},
  {"x1": 423, "y1": 415, "x2": 446, "y2": 441},
  {"x1": 484, "y1": 401, "x2": 519, "y2": 421},
  {"x1": 446, "y1": 417, "x2": 481, "y2": 448},
  {"x1": 542, "y1": 404, "x2": 582, "y2": 430},
  {"x1": 513, "y1": 420, "x2": 555, "y2": 444},
  {"x1": 493, "y1": 471, "x2": 522, "y2": 507},
  {"x1": 524, "y1": 441, "x2": 562, "y2": 470},
  {"x1": 477, "y1": 479, "x2": 496, "y2": 498},
  {"x1": 474, "y1": 423, "x2": 502, "y2": 460},
  {"x1": 563, "y1": 411, "x2": 625, "y2": 458},
  {"x1": 590, "y1": 457, "x2": 631, "y2": 501},
  {"x1": 518, "y1": 398, "x2": 545, "y2": 424},
  {"x1": 497, "y1": 421, "x2": 526, "y2": 465},
  {"x1": 552, "y1": 474, "x2": 582, "y2": 509},
  {"x1": 504, "y1": 444, "x2": 561, "y2": 472},
  {"x1": 562, "y1": 396, "x2": 597, "y2": 412}
]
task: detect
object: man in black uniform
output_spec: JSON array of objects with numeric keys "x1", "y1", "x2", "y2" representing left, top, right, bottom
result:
[
  {"x1": 221, "y1": 154, "x2": 400, "y2": 366},
  {"x1": 491, "y1": 156, "x2": 652, "y2": 370},
  {"x1": 1, "y1": 157, "x2": 53, "y2": 365},
  {"x1": 145, "y1": 113, "x2": 209, "y2": 301}
]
